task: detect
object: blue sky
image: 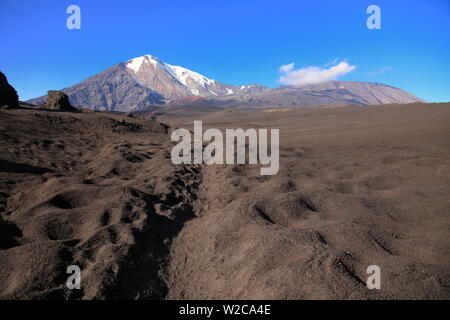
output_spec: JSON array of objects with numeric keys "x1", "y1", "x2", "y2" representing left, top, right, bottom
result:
[{"x1": 1, "y1": 0, "x2": 449, "y2": 102}]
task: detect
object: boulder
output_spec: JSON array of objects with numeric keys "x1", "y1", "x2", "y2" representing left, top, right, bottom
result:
[
  {"x1": 0, "y1": 71, "x2": 19, "y2": 108},
  {"x1": 44, "y1": 90, "x2": 76, "y2": 111}
]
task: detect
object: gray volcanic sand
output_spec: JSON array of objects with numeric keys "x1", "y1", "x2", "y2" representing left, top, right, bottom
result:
[
  {"x1": 164, "y1": 103, "x2": 450, "y2": 299},
  {"x1": 0, "y1": 102, "x2": 449, "y2": 299},
  {"x1": 0, "y1": 108, "x2": 200, "y2": 299}
]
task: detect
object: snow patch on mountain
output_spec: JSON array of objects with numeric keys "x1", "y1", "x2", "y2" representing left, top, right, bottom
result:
[
  {"x1": 126, "y1": 56, "x2": 146, "y2": 73},
  {"x1": 126, "y1": 54, "x2": 160, "y2": 73},
  {"x1": 163, "y1": 63, "x2": 215, "y2": 89}
]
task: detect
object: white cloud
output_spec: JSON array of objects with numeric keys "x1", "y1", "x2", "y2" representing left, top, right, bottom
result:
[
  {"x1": 278, "y1": 61, "x2": 356, "y2": 86},
  {"x1": 279, "y1": 63, "x2": 295, "y2": 73},
  {"x1": 369, "y1": 66, "x2": 392, "y2": 76}
]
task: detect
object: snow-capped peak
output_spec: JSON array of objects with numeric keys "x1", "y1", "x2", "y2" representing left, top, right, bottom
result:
[
  {"x1": 126, "y1": 54, "x2": 160, "y2": 73},
  {"x1": 124, "y1": 54, "x2": 242, "y2": 99},
  {"x1": 126, "y1": 54, "x2": 216, "y2": 91}
]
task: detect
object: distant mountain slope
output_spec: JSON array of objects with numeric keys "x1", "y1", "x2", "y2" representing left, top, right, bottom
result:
[
  {"x1": 213, "y1": 81, "x2": 425, "y2": 108},
  {"x1": 27, "y1": 63, "x2": 164, "y2": 112},
  {"x1": 28, "y1": 54, "x2": 424, "y2": 111}
]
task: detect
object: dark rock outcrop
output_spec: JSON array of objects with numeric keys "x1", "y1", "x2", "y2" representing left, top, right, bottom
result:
[
  {"x1": 0, "y1": 71, "x2": 19, "y2": 108},
  {"x1": 43, "y1": 91, "x2": 77, "y2": 111}
]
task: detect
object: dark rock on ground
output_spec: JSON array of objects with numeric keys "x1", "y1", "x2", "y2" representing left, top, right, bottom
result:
[{"x1": 43, "y1": 91, "x2": 77, "y2": 111}]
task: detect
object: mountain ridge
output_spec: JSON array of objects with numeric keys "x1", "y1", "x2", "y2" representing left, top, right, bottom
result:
[{"x1": 27, "y1": 54, "x2": 425, "y2": 111}]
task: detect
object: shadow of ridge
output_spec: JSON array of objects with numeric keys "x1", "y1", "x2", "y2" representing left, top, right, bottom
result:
[
  {"x1": 0, "y1": 216, "x2": 23, "y2": 249},
  {"x1": 37, "y1": 107, "x2": 81, "y2": 113},
  {"x1": 102, "y1": 169, "x2": 201, "y2": 300},
  {"x1": 0, "y1": 159, "x2": 54, "y2": 174}
]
